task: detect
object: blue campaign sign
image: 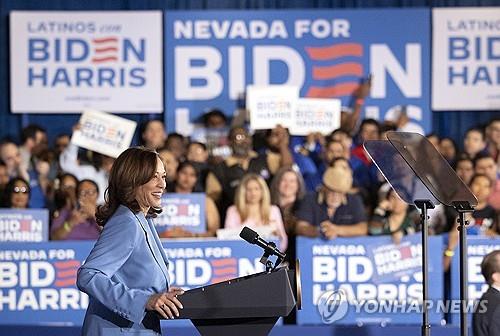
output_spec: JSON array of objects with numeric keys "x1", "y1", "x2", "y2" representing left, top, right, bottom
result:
[
  {"x1": 0, "y1": 209, "x2": 49, "y2": 242},
  {"x1": 155, "y1": 193, "x2": 207, "y2": 234},
  {"x1": 0, "y1": 241, "x2": 93, "y2": 325},
  {"x1": 163, "y1": 239, "x2": 267, "y2": 289},
  {"x1": 296, "y1": 234, "x2": 443, "y2": 325},
  {"x1": 0, "y1": 239, "x2": 267, "y2": 325},
  {"x1": 165, "y1": 9, "x2": 430, "y2": 134},
  {"x1": 450, "y1": 237, "x2": 500, "y2": 325}
]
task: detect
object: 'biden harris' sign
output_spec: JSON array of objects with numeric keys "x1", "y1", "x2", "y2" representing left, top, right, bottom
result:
[{"x1": 10, "y1": 11, "x2": 163, "y2": 113}]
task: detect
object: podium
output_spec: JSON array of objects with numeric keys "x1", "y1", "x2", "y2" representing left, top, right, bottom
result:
[{"x1": 170, "y1": 266, "x2": 301, "y2": 336}]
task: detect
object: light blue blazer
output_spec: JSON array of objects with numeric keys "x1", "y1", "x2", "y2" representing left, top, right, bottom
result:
[{"x1": 77, "y1": 205, "x2": 170, "y2": 336}]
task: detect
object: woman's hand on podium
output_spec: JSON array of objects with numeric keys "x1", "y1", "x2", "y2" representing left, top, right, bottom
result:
[{"x1": 146, "y1": 287, "x2": 185, "y2": 319}]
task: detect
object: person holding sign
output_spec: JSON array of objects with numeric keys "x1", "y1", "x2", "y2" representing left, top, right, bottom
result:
[
  {"x1": 369, "y1": 188, "x2": 419, "y2": 244},
  {"x1": 224, "y1": 173, "x2": 288, "y2": 252},
  {"x1": 60, "y1": 124, "x2": 115, "y2": 205},
  {"x1": 207, "y1": 126, "x2": 292, "y2": 222},
  {"x1": 0, "y1": 177, "x2": 30, "y2": 209},
  {"x1": 50, "y1": 179, "x2": 100, "y2": 240},
  {"x1": 77, "y1": 147, "x2": 183, "y2": 336},
  {"x1": 159, "y1": 161, "x2": 220, "y2": 238}
]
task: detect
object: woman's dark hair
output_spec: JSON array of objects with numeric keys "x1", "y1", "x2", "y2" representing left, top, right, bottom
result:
[
  {"x1": 469, "y1": 173, "x2": 492, "y2": 188},
  {"x1": 465, "y1": 126, "x2": 486, "y2": 141},
  {"x1": 53, "y1": 173, "x2": 79, "y2": 211},
  {"x1": 96, "y1": 147, "x2": 161, "y2": 226},
  {"x1": 270, "y1": 167, "x2": 306, "y2": 205},
  {"x1": 59, "y1": 173, "x2": 78, "y2": 186},
  {"x1": 1, "y1": 177, "x2": 30, "y2": 208},
  {"x1": 77, "y1": 179, "x2": 99, "y2": 196},
  {"x1": 139, "y1": 119, "x2": 164, "y2": 146},
  {"x1": 187, "y1": 141, "x2": 207, "y2": 151},
  {"x1": 176, "y1": 160, "x2": 197, "y2": 175},
  {"x1": 173, "y1": 161, "x2": 202, "y2": 192}
]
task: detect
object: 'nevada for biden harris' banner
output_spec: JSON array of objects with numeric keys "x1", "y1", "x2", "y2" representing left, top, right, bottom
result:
[{"x1": 165, "y1": 9, "x2": 430, "y2": 134}]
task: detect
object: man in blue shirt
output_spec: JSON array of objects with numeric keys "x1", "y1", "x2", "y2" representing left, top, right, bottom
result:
[{"x1": 295, "y1": 166, "x2": 368, "y2": 239}]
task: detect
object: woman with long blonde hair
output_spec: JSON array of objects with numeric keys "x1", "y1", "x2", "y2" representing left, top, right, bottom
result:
[{"x1": 224, "y1": 173, "x2": 288, "y2": 251}]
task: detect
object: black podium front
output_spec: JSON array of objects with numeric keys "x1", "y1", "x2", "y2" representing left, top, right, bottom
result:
[{"x1": 166, "y1": 267, "x2": 300, "y2": 336}]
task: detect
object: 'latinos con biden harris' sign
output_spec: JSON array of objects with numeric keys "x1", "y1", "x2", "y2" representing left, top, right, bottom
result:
[
  {"x1": 10, "y1": 11, "x2": 163, "y2": 113},
  {"x1": 432, "y1": 7, "x2": 500, "y2": 110}
]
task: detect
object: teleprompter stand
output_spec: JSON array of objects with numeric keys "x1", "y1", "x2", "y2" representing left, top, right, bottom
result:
[{"x1": 364, "y1": 132, "x2": 477, "y2": 336}]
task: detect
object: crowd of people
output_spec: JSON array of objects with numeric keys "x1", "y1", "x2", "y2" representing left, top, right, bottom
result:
[{"x1": 0, "y1": 101, "x2": 499, "y2": 269}]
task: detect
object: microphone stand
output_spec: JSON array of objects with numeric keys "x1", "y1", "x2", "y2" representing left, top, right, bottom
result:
[{"x1": 259, "y1": 241, "x2": 284, "y2": 273}]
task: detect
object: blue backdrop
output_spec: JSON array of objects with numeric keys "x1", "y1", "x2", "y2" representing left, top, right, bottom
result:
[
  {"x1": 165, "y1": 9, "x2": 431, "y2": 134},
  {"x1": 0, "y1": 0, "x2": 498, "y2": 147}
]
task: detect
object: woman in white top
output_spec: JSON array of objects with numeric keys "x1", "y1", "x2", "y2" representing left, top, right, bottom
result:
[
  {"x1": 224, "y1": 173, "x2": 288, "y2": 252},
  {"x1": 59, "y1": 143, "x2": 113, "y2": 205}
]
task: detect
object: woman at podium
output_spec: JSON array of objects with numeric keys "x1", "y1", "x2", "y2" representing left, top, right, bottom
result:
[{"x1": 76, "y1": 147, "x2": 183, "y2": 336}]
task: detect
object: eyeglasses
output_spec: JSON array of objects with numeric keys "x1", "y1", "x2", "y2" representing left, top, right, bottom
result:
[
  {"x1": 231, "y1": 133, "x2": 248, "y2": 142},
  {"x1": 13, "y1": 186, "x2": 28, "y2": 194},
  {"x1": 79, "y1": 190, "x2": 97, "y2": 197}
]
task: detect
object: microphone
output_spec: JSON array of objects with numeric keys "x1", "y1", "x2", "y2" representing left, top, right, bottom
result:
[{"x1": 239, "y1": 226, "x2": 286, "y2": 260}]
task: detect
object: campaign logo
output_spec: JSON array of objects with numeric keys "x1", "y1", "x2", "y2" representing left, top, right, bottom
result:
[
  {"x1": 210, "y1": 258, "x2": 238, "y2": 284},
  {"x1": 54, "y1": 260, "x2": 80, "y2": 287},
  {"x1": 90, "y1": 37, "x2": 119, "y2": 64},
  {"x1": 305, "y1": 43, "x2": 364, "y2": 98}
]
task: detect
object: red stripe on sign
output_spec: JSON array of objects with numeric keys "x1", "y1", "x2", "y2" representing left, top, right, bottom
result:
[
  {"x1": 213, "y1": 267, "x2": 237, "y2": 276},
  {"x1": 56, "y1": 269, "x2": 77, "y2": 278},
  {"x1": 210, "y1": 258, "x2": 237, "y2": 267},
  {"x1": 55, "y1": 279, "x2": 76, "y2": 287},
  {"x1": 312, "y1": 62, "x2": 363, "y2": 80},
  {"x1": 92, "y1": 37, "x2": 118, "y2": 44},
  {"x1": 54, "y1": 260, "x2": 81, "y2": 269},
  {"x1": 305, "y1": 43, "x2": 363, "y2": 61},
  {"x1": 306, "y1": 82, "x2": 359, "y2": 98},
  {"x1": 94, "y1": 47, "x2": 118, "y2": 53},
  {"x1": 20, "y1": 220, "x2": 31, "y2": 231},
  {"x1": 91, "y1": 56, "x2": 118, "y2": 63}
]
